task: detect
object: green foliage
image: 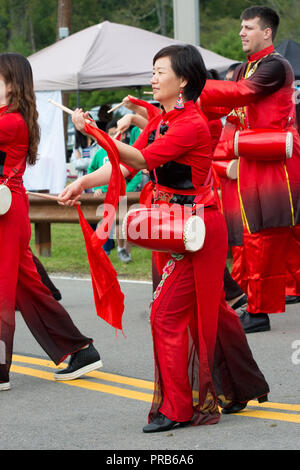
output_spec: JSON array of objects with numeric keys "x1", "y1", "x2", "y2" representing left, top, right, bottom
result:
[
  {"x1": 68, "y1": 87, "x2": 145, "y2": 111},
  {"x1": 200, "y1": 0, "x2": 300, "y2": 59},
  {"x1": 0, "y1": 0, "x2": 299, "y2": 66},
  {"x1": 30, "y1": 223, "x2": 152, "y2": 280}
]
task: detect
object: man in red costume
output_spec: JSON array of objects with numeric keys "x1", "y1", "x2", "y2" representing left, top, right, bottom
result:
[{"x1": 201, "y1": 5, "x2": 300, "y2": 333}]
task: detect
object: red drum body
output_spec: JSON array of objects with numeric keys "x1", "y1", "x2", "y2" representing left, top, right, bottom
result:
[
  {"x1": 122, "y1": 206, "x2": 206, "y2": 253},
  {"x1": 234, "y1": 129, "x2": 293, "y2": 161},
  {"x1": 212, "y1": 159, "x2": 238, "y2": 180}
]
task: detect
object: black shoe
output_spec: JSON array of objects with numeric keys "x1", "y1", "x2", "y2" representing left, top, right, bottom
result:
[
  {"x1": 231, "y1": 294, "x2": 248, "y2": 310},
  {"x1": 54, "y1": 343, "x2": 103, "y2": 381},
  {"x1": 143, "y1": 412, "x2": 189, "y2": 433},
  {"x1": 222, "y1": 402, "x2": 247, "y2": 414},
  {"x1": 222, "y1": 393, "x2": 268, "y2": 414},
  {"x1": 239, "y1": 310, "x2": 270, "y2": 333},
  {"x1": 286, "y1": 295, "x2": 300, "y2": 304}
]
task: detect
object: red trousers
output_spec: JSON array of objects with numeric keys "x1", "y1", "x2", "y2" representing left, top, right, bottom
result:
[
  {"x1": 232, "y1": 225, "x2": 300, "y2": 313},
  {"x1": 285, "y1": 225, "x2": 300, "y2": 296},
  {"x1": 0, "y1": 188, "x2": 91, "y2": 382},
  {"x1": 148, "y1": 209, "x2": 269, "y2": 424}
]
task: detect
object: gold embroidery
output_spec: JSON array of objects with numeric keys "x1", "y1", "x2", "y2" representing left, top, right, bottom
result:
[
  {"x1": 283, "y1": 162, "x2": 295, "y2": 226},
  {"x1": 237, "y1": 158, "x2": 251, "y2": 233},
  {"x1": 153, "y1": 189, "x2": 173, "y2": 202}
]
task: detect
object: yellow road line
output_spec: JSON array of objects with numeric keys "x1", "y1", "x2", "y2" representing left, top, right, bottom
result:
[
  {"x1": 233, "y1": 409, "x2": 300, "y2": 424},
  {"x1": 247, "y1": 400, "x2": 300, "y2": 413},
  {"x1": 10, "y1": 364, "x2": 153, "y2": 402},
  {"x1": 12, "y1": 354, "x2": 154, "y2": 390},
  {"x1": 11, "y1": 355, "x2": 300, "y2": 424}
]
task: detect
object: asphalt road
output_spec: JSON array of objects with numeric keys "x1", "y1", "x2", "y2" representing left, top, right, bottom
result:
[{"x1": 1, "y1": 275, "x2": 300, "y2": 452}]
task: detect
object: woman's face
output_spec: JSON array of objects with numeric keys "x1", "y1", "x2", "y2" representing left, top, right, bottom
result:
[
  {"x1": 0, "y1": 74, "x2": 11, "y2": 106},
  {"x1": 151, "y1": 56, "x2": 187, "y2": 111}
]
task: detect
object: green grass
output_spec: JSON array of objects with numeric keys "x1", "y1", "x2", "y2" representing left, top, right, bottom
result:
[{"x1": 30, "y1": 223, "x2": 152, "y2": 281}]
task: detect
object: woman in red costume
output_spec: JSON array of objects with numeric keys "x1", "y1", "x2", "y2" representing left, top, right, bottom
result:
[
  {"x1": 59, "y1": 45, "x2": 269, "y2": 432},
  {"x1": 0, "y1": 53, "x2": 102, "y2": 391}
]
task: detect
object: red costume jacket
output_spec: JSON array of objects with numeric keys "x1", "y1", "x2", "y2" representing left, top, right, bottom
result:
[
  {"x1": 201, "y1": 45, "x2": 300, "y2": 235},
  {"x1": 0, "y1": 106, "x2": 28, "y2": 185}
]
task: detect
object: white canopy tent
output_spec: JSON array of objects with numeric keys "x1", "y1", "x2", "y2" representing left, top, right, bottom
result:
[
  {"x1": 29, "y1": 20, "x2": 236, "y2": 91},
  {"x1": 26, "y1": 21, "x2": 236, "y2": 192},
  {"x1": 23, "y1": 90, "x2": 66, "y2": 194}
]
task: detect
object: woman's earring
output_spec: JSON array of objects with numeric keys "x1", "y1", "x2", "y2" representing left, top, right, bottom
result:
[{"x1": 175, "y1": 90, "x2": 184, "y2": 110}]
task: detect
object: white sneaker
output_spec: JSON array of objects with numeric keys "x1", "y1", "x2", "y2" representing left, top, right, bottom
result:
[{"x1": 0, "y1": 382, "x2": 11, "y2": 391}]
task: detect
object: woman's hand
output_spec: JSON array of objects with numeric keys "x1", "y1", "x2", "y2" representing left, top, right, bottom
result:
[
  {"x1": 122, "y1": 95, "x2": 148, "y2": 120},
  {"x1": 72, "y1": 108, "x2": 97, "y2": 134},
  {"x1": 58, "y1": 178, "x2": 85, "y2": 206},
  {"x1": 117, "y1": 114, "x2": 133, "y2": 134},
  {"x1": 122, "y1": 95, "x2": 136, "y2": 111},
  {"x1": 72, "y1": 108, "x2": 88, "y2": 134}
]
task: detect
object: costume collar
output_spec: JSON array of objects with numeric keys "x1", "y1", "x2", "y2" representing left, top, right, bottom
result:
[
  {"x1": 247, "y1": 45, "x2": 275, "y2": 63},
  {"x1": 161, "y1": 100, "x2": 194, "y2": 123},
  {"x1": 0, "y1": 105, "x2": 8, "y2": 116}
]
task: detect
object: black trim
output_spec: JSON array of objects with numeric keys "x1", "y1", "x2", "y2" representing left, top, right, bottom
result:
[{"x1": 0, "y1": 151, "x2": 6, "y2": 177}]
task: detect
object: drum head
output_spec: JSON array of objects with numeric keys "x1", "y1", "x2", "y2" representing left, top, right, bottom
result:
[
  {"x1": 226, "y1": 159, "x2": 238, "y2": 180},
  {"x1": 286, "y1": 132, "x2": 293, "y2": 159},
  {"x1": 184, "y1": 216, "x2": 206, "y2": 252},
  {"x1": 0, "y1": 184, "x2": 12, "y2": 215}
]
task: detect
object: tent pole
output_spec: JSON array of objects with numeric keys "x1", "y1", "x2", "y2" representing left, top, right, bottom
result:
[{"x1": 76, "y1": 90, "x2": 80, "y2": 107}]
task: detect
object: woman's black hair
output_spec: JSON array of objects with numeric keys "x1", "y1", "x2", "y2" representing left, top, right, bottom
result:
[{"x1": 153, "y1": 44, "x2": 207, "y2": 102}]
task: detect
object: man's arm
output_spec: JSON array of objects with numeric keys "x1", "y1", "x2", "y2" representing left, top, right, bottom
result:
[{"x1": 201, "y1": 58, "x2": 286, "y2": 109}]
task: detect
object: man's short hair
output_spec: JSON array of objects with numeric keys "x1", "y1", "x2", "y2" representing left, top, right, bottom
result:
[{"x1": 241, "y1": 6, "x2": 280, "y2": 40}]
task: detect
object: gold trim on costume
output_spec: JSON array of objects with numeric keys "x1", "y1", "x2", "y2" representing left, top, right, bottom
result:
[
  {"x1": 283, "y1": 162, "x2": 295, "y2": 226},
  {"x1": 237, "y1": 158, "x2": 251, "y2": 233}
]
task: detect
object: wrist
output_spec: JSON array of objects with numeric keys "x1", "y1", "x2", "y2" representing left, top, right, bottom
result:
[{"x1": 78, "y1": 176, "x2": 87, "y2": 191}]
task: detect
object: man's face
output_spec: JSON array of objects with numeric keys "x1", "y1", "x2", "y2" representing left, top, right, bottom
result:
[{"x1": 240, "y1": 17, "x2": 272, "y2": 56}]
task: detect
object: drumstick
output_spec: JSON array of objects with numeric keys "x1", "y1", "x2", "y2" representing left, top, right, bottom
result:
[
  {"x1": 108, "y1": 102, "x2": 123, "y2": 114},
  {"x1": 143, "y1": 91, "x2": 153, "y2": 95},
  {"x1": 26, "y1": 191, "x2": 82, "y2": 205},
  {"x1": 48, "y1": 99, "x2": 92, "y2": 123},
  {"x1": 113, "y1": 130, "x2": 121, "y2": 139},
  {"x1": 48, "y1": 99, "x2": 73, "y2": 116},
  {"x1": 26, "y1": 191, "x2": 60, "y2": 201}
]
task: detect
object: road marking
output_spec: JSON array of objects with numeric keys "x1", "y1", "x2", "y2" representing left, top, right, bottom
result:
[
  {"x1": 10, "y1": 364, "x2": 153, "y2": 402},
  {"x1": 50, "y1": 275, "x2": 152, "y2": 285},
  {"x1": 12, "y1": 354, "x2": 154, "y2": 390},
  {"x1": 11, "y1": 354, "x2": 300, "y2": 424}
]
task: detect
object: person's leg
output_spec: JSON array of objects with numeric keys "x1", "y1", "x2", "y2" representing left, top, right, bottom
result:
[
  {"x1": 150, "y1": 256, "x2": 196, "y2": 423},
  {"x1": 240, "y1": 227, "x2": 290, "y2": 333},
  {"x1": 16, "y1": 245, "x2": 97, "y2": 366},
  {"x1": 224, "y1": 264, "x2": 247, "y2": 309},
  {"x1": 231, "y1": 244, "x2": 248, "y2": 294},
  {"x1": 31, "y1": 252, "x2": 62, "y2": 301},
  {"x1": 0, "y1": 213, "x2": 20, "y2": 386},
  {"x1": 146, "y1": 209, "x2": 228, "y2": 429},
  {"x1": 214, "y1": 296, "x2": 269, "y2": 412},
  {"x1": 285, "y1": 225, "x2": 300, "y2": 303}
]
